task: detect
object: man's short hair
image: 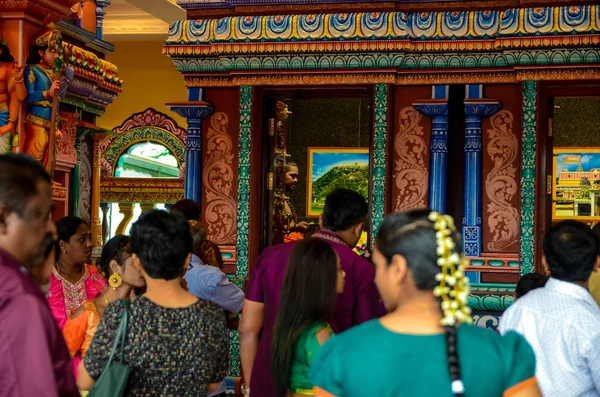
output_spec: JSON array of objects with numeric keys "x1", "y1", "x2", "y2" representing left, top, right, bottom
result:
[
  {"x1": 284, "y1": 162, "x2": 298, "y2": 173},
  {"x1": 131, "y1": 210, "x2": 192, "y2": 280},
  {"x1": 543, "y1": 220, "x2": 599, "y2": 283},
  {"x1": 189, "y1": 220, "x2": 208, "y2": 253},
  {"x1": 0, "y1": 154, "x2": 51, "y2": 217},
  {"x1": 322, "y1": 188, "x2": 368, "y2": 232},
  {"x1": 170, "y1": 199, "x2": 200, "y2": 221}
]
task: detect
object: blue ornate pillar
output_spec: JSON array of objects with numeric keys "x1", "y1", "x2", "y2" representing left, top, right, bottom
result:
[
  {"x1": 462, "y1": 99, "x2": 501, "y2": 257},
  {"x1": 95, "y1": 0, "x2": 111, "y2": 39},
  {"x1": 414, "y1": 100, "x2": 449, "y2": 213},
  {"x1": 168, "y1": 92, "x2": 214, "y2": 204}
]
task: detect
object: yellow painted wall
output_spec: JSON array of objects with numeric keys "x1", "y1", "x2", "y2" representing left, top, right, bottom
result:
[{"x1": 98, "y1": 40, "x2": 187, "y2": 130}]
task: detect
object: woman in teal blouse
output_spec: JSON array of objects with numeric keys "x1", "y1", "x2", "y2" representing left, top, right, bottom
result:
[
  {"x1": 310, "y1": 210, "x2": 542, "y2": 397},
  {"x1": 272, "y1": 238, "x2": 345, "y2": 397}
]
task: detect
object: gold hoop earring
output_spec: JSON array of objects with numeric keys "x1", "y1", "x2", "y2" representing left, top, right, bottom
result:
[{"x1": 108, "y1": 273, "x2": 123, "y2": 290}]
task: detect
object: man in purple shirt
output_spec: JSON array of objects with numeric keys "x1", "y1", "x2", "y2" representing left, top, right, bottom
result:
[
  {"x1": 0, "y1": 154, "x2": 79, "y2": 397},
  {"x1": 239, "y1": 188, "x2": 380, "y2": 397}
]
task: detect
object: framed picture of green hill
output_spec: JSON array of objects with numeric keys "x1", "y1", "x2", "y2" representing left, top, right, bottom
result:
[{"x1": 307, "y1": 147, "x2": 370, "y2": 217}]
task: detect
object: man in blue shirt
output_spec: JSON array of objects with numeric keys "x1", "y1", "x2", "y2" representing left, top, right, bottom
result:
[{"x1": 185, "y1": 220, "x2": 244, "y2": 397}]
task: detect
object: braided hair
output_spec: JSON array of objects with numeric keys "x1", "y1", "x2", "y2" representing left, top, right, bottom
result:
[{"x1": 375, "y1": 209, "x2": 469, "y2": 396}]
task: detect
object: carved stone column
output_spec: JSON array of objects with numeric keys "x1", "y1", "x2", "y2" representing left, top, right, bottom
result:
[
  {"x1": 140, "y1": 203, "x2": 155, "y2": 213},
  {"x1": 413, "y1": 101, "x2": 449, "y2": 214},
  {"x1": 167, "y1": 101, "x2": 214, "y2": 205},
  {"x1": 90, "y1": 132, "x2": 105, "y2": 249},
  {"x1": 462, "y1": 100, "x2": 501, "y2": 257}
]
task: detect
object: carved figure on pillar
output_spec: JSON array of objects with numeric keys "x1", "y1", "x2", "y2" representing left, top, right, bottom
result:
[
  {"x1": 0, "y1": 42, "x2": 26, "y2": 154},
  {"x1": 23, "y1": 28, "x2": 64, "y2": 174}
]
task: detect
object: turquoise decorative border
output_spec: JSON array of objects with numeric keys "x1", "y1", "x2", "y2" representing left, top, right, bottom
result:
[
  {"x1": 468, "y1": 283, "x2": 516, "y2": 312},
  {"x1": 235, "y1": 86, "x2": 252, "y2": 279},
  {"x1": 520, "y1": 81, "x2": 537, "y2": 276},
  {"x1": 166, "y1": 7, "x2": 600, "y2": 45},
  {"x1": 170, "y1": 48, "x2": 600, "y2": 73},
  {"x1": 370, "y1": 84, "x2": 388, "y2": 247}
]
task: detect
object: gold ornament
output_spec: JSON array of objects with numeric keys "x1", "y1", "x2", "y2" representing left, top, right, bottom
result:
[
  {"x1": 428, "y1": 211, "x2": 472, "y2": 327},
  {"x1": 108, "y1": 273, "x2": 122, "y2": 290}
]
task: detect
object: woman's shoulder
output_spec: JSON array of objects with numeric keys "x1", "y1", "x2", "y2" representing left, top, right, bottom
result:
[
  {"x1": 325, "y1": 319, "x2": 383, "y2": 346},
  {"x1": 459, "y1": 324, "x2": 534, "y2": 362}
]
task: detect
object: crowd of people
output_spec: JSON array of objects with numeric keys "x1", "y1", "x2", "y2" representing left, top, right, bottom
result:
[{"x1": 1, "y1": 152, "x2": 600, "y2": 396}]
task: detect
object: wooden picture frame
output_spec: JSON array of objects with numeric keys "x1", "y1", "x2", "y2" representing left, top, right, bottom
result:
[
  {"x1": 306, "y1": 147, "x2": 369, "y2": 217},
  {"x1": 553, "y1": 147, "x2": 600, "y2": 221}
]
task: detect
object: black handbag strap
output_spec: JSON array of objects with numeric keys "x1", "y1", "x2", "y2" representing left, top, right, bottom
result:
[{"x1": 104, "y1": 299, "x2": 129, "y2": 371}]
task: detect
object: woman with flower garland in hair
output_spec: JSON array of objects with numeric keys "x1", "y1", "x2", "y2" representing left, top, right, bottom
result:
[
  {"x1": 272, "y1": 238, "x2": 345, "y2": 397},
  {"x1": 311, "y1": 210, "x2": 542, "y2": 397},
  {"x1": 62, "y1": 235, "x2": 145, "y2": 377}
]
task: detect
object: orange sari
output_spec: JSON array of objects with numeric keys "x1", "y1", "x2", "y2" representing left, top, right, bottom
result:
[{"x1": 62, "y1": 301, "x2": 101, "y2": 378}]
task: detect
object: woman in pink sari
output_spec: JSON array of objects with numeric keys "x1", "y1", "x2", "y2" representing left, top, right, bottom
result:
[{"x1": 47, "y1": 216, "x2": 106, "y2": 330}]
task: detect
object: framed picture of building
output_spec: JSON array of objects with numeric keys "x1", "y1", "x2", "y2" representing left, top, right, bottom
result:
[
  {"x1": 306, "y1": 147, "x2": 370, "y2": 217},
  {"x1": 553, "y1": 147, "x2": 600, "y2": 221}
]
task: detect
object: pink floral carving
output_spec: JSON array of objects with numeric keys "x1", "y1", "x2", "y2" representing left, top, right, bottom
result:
[
  {"x1": 56, "y1": 120, "x2": 77, "y2": 162},
  {"x1": 485, "y1": 110, "x2": 519, "y2": 252},
  {"x1": 202, "y1": 112, "x2": 237, "y2": 245},
  {"x1": 394, "y1": 106, "x2": 429, "y2": 211},
  {"x1": 100, "y1": 108, "x2": 187, "y2": 153}
]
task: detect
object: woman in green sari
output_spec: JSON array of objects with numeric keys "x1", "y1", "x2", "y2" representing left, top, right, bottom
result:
[
  {"x1": 272, "y1": 238, "x2": 345, "y2": 397},
  {"x1": 311, "y1": 210, "x2": 542, "y2": 397}
]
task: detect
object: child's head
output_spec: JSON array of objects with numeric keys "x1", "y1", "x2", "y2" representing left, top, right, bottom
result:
[{"x1": 516, "y1": 273, "x2": 549, "y2": 299}]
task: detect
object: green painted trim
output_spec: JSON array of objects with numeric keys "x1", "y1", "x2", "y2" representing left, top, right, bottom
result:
[
  {"x1": 520, "y1": 81, "x2": 538, "y2": 276},
  {"x1": 370, "y1": 84, "x2": 388, "y2": 247},
  {"x1": 235, "y1": 86, "x2": 252, "y2": 280},
  {"x1": 468, "y1": 293, "x2": 515, "y2": 312},
  {"x1": 471, "y1": 283, "x2": 516, "y2": 292},
  {"x1": 63, "y1": 94, "x2": 106, "y2": 116},
  {"x1": 102, "y1": 127, "x2": 186, "y2": 173},
  {"x1": 171, "y1": 48, "x2": 600, "y2": 73}
]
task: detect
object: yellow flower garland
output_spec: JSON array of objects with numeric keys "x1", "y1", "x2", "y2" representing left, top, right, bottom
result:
[{"x1": 428, "y1": 212, "x2": 472, "y2": 326}]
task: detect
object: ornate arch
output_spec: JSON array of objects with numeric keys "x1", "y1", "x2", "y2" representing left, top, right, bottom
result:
[{"x1": 100, "y1": 108, "x2": 187, "y2": 177}]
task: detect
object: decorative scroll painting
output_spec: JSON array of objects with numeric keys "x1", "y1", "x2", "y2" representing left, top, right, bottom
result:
[
  {"x1": 203, "y1": 111, "x2": 237, "y2": 245},
  {"x1": 306, "y1": 147, "x2": 369, "y2": 216},
  {"x1": 394, "y1": 106, "x2": 429, "y2": 212},
  {"x1": 553, "y1": 148, "x2": 600, "y2": 221},
  {"x1": 485, "y1": 110, "x2": 520, "y2": 252}
]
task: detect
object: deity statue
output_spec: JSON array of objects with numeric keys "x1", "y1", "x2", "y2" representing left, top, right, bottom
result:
[
  {"x1": 23, "y1": 28, "x2": 64, "y2": 174},
  {"x1": 0, "y1": 42, "x2": 26, "y2": 154}
]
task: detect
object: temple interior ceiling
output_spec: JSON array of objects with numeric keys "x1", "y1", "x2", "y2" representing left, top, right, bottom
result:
[{"x1": 104, "y1": 0, "x2": 185, "y2": 41}]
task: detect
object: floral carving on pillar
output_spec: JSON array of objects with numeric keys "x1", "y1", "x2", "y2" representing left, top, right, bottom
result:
[
  {"x1": 394, "y1": 106, "x2": 429, "y2": 211},
  {"x1": 485, "y1": 110, "x2": 520, "y2": 252},
  {"x1": 56, "y1": 120, "x2": 78, "y2": 163},
  {"x1": 80, "y1": 139, "x2": 92, "y2": 224},
  {"x1": 203, "y1": 112, "x2": 237, "y2": 245}
]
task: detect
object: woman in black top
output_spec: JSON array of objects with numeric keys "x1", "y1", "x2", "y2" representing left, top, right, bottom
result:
[{"x1": 78, "y1": 210, "x2": 228, "y2": 396}]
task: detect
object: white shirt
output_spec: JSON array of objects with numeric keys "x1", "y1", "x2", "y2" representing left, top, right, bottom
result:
[{"x1": 499, "y1": 278, "x2": 600, "y2": 397}]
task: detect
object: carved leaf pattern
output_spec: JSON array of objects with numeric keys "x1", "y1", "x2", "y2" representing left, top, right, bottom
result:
[
  {"x1": 80, "y1": 141, "x2": 92, "y2": 224},
  {"x1": 203, "y1": 112, "x2": 237, "y2": 245},
  {"x1": 485, "y1": 110, "x2": 520, "y2": 251},
  {"x1": 394, "y1": 106, "x2": 428, "y2": 211},
  {"x1": 56, "y1": 120, "x2": 78, "y2": 161}
]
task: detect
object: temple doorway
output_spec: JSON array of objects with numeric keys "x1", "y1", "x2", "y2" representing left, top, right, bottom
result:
[
  {"x1": 257, "y1": 87, "x2": 373, "y2": 251},
  {"x1": 538, "y1": 82, "x2": 600, "y2": 271}
]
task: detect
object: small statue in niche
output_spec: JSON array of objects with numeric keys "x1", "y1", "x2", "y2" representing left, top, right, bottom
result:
[
  {"x1": 23, "y1": 28, "x2": 73, "y2": 175},
  {"x1": 0, "y1": 41, "x2": 26, "y2": 154}
]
